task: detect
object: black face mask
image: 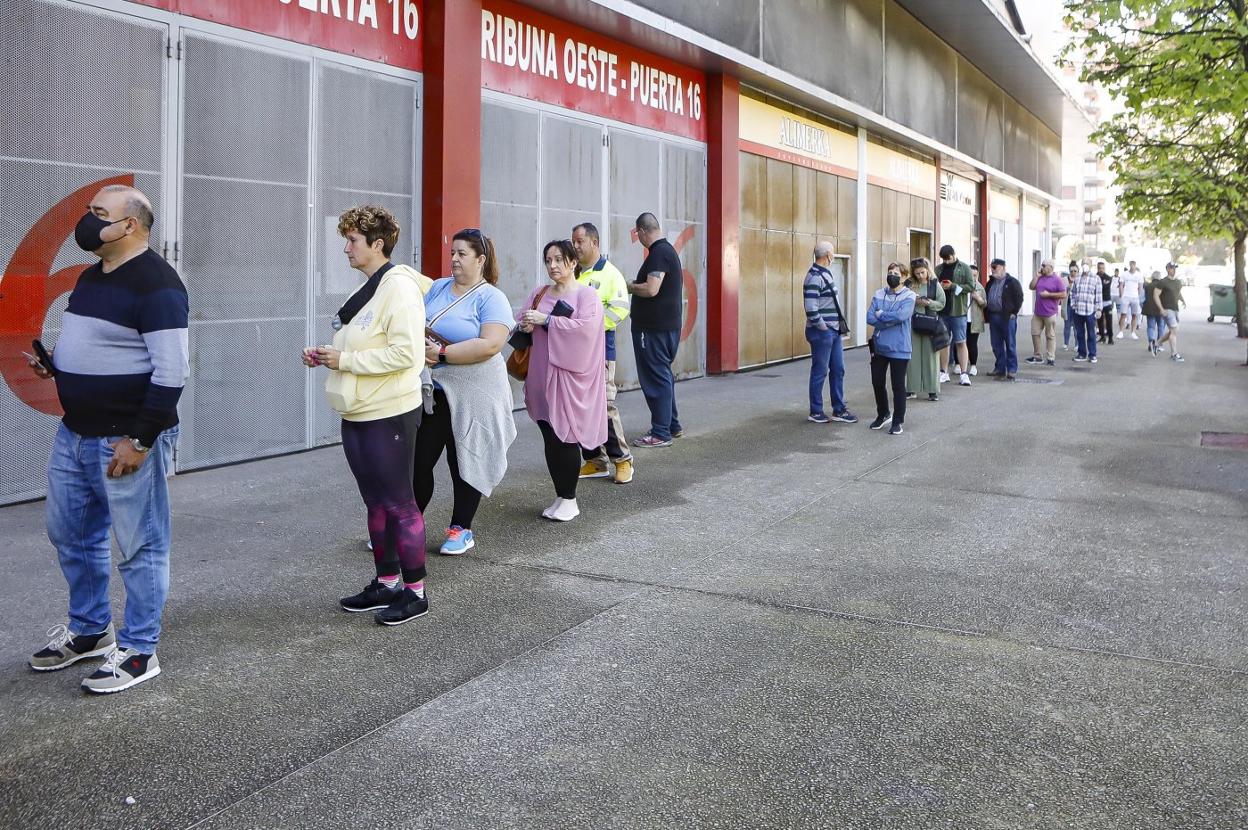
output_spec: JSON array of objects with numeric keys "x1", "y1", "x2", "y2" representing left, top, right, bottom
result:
[
  {"x1": 886, "y1": 272, "x2": 901, "y2": 289},
  {"x1": 74, "y1": 212, "x2": 127, "y2": 253}
]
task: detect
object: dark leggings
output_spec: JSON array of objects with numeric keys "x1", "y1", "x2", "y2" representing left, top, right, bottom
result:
[
  {"x1": 967, "y1": 331, "x2": 980, "y2": 367},
  {"x1": 413, "y1": 389, "x2": 483, "y2": 529},
  {"x1": 341, "y1": 409, "x2": 426, "y2": 584},
  {"x1": 871, "y1": 354, "x2": 909, "y2": 424},
  {"x1": 538, "y1": 420, "x2": 581, "y2": 500}
]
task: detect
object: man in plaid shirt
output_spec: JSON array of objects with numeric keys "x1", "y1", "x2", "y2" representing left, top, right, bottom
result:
[{"x1": 1069, "y1": 268, "x2": 1103, "y2": 363}]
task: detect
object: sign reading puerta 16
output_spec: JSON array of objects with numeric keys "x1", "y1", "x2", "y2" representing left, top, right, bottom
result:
[
  {"x1": 480, "y1": 0, "x2": 707, "y2": 142},
  {"x1": 135, "y1": 0, "x2": 424, "y2": 71}
]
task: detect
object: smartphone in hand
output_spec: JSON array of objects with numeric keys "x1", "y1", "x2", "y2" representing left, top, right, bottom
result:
[{"x1": 31, "y1": 339, "x2": 55, "y2": 375}]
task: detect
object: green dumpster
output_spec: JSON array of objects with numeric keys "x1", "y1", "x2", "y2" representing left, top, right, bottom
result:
[{"x1": 1207, "y1": 284, "x2": 1239, "y2": 323}]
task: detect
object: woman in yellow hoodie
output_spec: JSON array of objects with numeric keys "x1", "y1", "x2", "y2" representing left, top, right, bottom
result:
[{"x1": 303, "y1": 206, "x2": 432, "y2": 626}]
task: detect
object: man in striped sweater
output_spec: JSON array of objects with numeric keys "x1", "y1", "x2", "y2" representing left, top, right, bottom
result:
[
  {"x1": 25, "y1": 185, "x2": 189, "y2": 694},
  {"x1": 803, "y1": 241, "x2": 857, "y2": 424}
]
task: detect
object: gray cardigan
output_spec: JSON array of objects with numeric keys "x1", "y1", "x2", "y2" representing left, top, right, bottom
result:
[{"x1": 423, "y1": 354, "x2": 516, "y2": 497}]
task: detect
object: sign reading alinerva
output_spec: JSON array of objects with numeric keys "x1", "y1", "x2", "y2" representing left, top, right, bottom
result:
[
  {"x1": 480, "y1": 0, "x2": 707, "y2": 141},
  {"x1": 738, "y1": 95, "x2": 858, "y2": 176}
]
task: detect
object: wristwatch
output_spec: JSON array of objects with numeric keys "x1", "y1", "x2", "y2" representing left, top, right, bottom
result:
[
  {"x1": 128, "y1": 437, "x2": 150, "y2": 453},
  {"x1": 437, "y1": 345, "x2": 448, "y2": 364}
]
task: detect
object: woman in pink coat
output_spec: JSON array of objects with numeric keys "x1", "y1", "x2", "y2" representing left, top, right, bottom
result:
[{"x1": 516, "y1": 240, "x2": 607, "y2": 522}]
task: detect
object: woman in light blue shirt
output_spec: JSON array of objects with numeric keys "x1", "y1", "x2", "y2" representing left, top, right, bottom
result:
[
  {"x1": 414, "y1": 229, "x2": 517, "y2": 556},
  {"x1": 866, "y1": 262, "x2": 916, "y2": 435}
]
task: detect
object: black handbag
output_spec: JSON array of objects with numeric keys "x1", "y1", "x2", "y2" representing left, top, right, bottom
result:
[
  {"x1": 912, "y1": 280, "x2": 950, "y2": 349},
  {"x1": 819, "y1": 271, "x2": 851, "y2": 336}
]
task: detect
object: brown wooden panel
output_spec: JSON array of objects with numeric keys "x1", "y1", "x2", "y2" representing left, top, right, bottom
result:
[
  {"x1": 920, "y1": 197, "x2": 936, "y2": 231},
  {"x1": 909, "y1": 195, "x2": 926, "y2": 230},
  {"x1": 894, "y1": 191, "x2": 911, "y2": 240},
  {"x1": 738, "y1": 227, "x2": 768, "y2": 368},
  {"x1": 792, "y1": 232, "x2": 818, "y2": 355},
  {"x1": 792, "y1": 165, "x2": 817, "y2": 235},
  {"x1": 766, "y1": 158, "x2": 795, "y2": 229},
  {"x1": 882, "y1": 187, "x2": 898, "y2": 244},
  {"x1": 739, "y1": 152, "x2": 767, "y2": 230},
  {"x1": 816, "y1": 171, "x2": 838, "y2": 237},
  {"x1": 868, "y1": 241, "x2": 885, "y2": 292},
  {"x1": 765, "y1": 230, "x2": 794, "y2": 362},
  {"x1": 838, "y1": 176, "x2": 858, "y2": 239},
  {"x1": 867, "y1": 183, "x2": 883, "y2": 243}
]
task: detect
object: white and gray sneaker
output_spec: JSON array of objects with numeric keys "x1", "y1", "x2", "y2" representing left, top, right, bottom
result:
[
  {"x1": 938, "y1": 371, "x2": 950, "y2": 384},
  {"x1": 81, "y1": 647, "x2": 161, "y2": 695},
  {"x1": 959, "y1": 373, "x2": 971, "y2": 386},
  {"x1": 29, "y1": 623, "x2": 116, "y2": 672}
]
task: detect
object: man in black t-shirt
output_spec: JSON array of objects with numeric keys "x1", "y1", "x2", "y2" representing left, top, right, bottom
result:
[
  {"x1": 1095, "y1": 261, "x2": 1115, "y2": 344},
  {"x1": 627, "y1": 212, "x2": 684, "y2": 447}
]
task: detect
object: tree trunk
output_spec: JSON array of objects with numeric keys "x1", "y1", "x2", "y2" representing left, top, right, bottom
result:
[{"x1": 1236, "y1": 231, "x2": 1247, "y2": 341}]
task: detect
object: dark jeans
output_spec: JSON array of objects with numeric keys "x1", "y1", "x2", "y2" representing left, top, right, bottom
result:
[
  {"x1": 342, "y1": 409, "x2": 426, "y2": 583},
  {"x1": 413, "y1": 389, "x2": 483, "y2": 529},
  {"x1": 538, "y1": 421, "x2": 581, "y2": 499},
  {"x1": 1074, "y1": 312, "x2": 1098, "y2": 358},
  {"x1": 632, "y1": 328, "x2": 683, "y2": 441},
  {"x1": 987, "y1": 313, "x2": 1018, "y2": 374},
  {"x1": 967, "y1": 331, "x2": 980, "y2": 367},
  {"x1": 1097, "y1": 303, "x2": 1115, "y2": 341},
  {"x1": 871, "y1": 354, "x2": 908, "y2": 424},
  {"x1": 805, "y1": 326, "x2": 846, "y2": 415}
]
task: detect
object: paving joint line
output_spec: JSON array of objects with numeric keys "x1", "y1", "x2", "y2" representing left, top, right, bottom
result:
[
  {"x1": 850, "y1": 477, "x2": 1248, "y2": 520},
  {"x1": 180, "y1": 440, "x2": 924, "y2": 828},
  {"x1": 487, "y1": 560, "x2": 1247, "y2": 676},
  {"x1": 181, "y1": 599, "x2": 633, "y2": 830}
]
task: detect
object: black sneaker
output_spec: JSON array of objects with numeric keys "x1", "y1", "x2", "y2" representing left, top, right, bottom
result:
[
  {"x1": 830, "y1": 410, "x2": 859, "y2": 424},
  {"x1": 888, "y1": 422, "x2": 904, "y2": 435},
  {"x1": 375, "y1": 588, "x2": 429, "y2": 626},
  {"x1": 928, "y1": 393, "x2": 939, "y2": 401},
  {"x1": 340, "y1": 579, "x2": 401, "y2": 613},
  {"x1": 869, "y1": 414, "x2": 892, "y2": 430},
  {"x1": 30, "y1": 624, "x2": 116, "y2": 672},
  {"x1": 905, "y1": 392, "x2": 917, "y2": 400},
  {"x1": 1045, "y1": 359, "x2": 1056, "y2": 366},
  {"x1": 1024, "y1": 356, "x2": 1044, "y2": 364}
]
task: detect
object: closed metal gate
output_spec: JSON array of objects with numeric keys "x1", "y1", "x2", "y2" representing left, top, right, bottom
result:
[
  {"x1": 0, "y1": 1, "x2": 421, "y2": 504},
  {"x1": 481, "y1": 96, "x2": 707, "y2": 391}
]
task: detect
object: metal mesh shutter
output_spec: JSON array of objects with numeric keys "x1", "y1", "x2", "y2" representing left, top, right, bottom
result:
[
  {"x1": 480, "y1": 100, "x2": 708, "y2": 398},
  {"x1": 663, "y1": 142, "x2": 707, "y2": 380},
  {"x1": 606, "y1": 128, "x2": 662, "y2": 389},
  {"x1": 313, "y1": 64, "x2": 420, "y2": 446},
  {"x1": 0, "y1": 1, "x2": 165, "y2": 504},
  {"x1": 177, "y1": 33, "x2": 311, "y2": 469}
]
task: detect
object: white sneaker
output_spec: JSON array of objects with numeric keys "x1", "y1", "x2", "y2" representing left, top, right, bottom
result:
[
  {"x1": 938, "y1": 371, "x2": 950, "y2": 384},
  {"x1": 548, "y1": 498, "x2": 580, "y2": 522},
  {"x1": 542, "y1": 499, "x2": 561, "y2": 519},
  {"x1": 969, "y1": 365, "x2": 978, "y2": 376},
  {"x1": 959, "y1": 373, "x2": 971, "y2": 386},
  {"x1": 1130, "y1": 332, "x2": 1139, "y2": 340},
  {"x1": 1116, "y1": 330, "x2": 1125, "y2": 339}
]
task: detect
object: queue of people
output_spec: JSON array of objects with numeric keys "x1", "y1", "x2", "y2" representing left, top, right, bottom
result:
[
  {"x1": 21, "y1": 189, "x2": 695, "y2": 691},
  {"x1": 20, "y1": 185, "x2": 1194, "y2": 693}
]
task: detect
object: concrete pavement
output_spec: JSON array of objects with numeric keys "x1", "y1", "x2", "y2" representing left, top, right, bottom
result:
[{"x1": 1, "y1": 313, "x2": 1245, "y2": 829}]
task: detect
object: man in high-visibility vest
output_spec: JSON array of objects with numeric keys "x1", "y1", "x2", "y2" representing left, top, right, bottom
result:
[{"x1": 572, "y1": 222, "x2": 634, "y2": 484}]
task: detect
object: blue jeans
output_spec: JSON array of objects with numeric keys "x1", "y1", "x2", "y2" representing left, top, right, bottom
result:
[
  {"x1": 1063, "y1": 303, "x2": 1075, "y2": 346},
  {"x1": 1074, "y1": 313, "x2": 1098, "y2": 358},
  {"x1": 632, "y1": 328, "x2": 682, "y2": 441},
  {"x1": 987, "y1": 313, "x2": 1018, "y2": 374},
  {"x1": 46, "y1": 423, "x2": 178, "y2": 653},
  {"x1": 805, "y1": 326, "x2": 845, "y2": 415},
  {"x1": 1146, "y1": 314, "x2": 1168, "y2": 342}
]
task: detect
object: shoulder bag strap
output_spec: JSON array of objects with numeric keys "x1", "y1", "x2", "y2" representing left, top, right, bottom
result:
[{"x1": 428, "y1": 280, "x2": 488, "y2": 329}]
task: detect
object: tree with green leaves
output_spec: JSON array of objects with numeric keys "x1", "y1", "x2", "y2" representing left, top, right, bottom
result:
[{"x1": 1063, "y1": 0, "x2": 1248, "y2": 346}]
